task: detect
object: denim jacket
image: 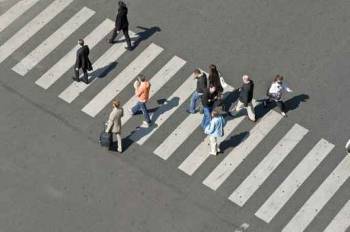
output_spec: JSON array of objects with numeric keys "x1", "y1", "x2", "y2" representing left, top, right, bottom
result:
[{"x1": 205, "y1": 116, "x2": 225, "y2": 137}]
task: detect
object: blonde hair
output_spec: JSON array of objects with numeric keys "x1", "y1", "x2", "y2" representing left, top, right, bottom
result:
[{"x1": 112, "y1": 99, "x2": 120, "y2": 108}]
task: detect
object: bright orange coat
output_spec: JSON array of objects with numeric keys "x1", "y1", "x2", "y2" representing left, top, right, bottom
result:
[{"x1": 135, "y1": 81, "x2": 151, "y2": 102}]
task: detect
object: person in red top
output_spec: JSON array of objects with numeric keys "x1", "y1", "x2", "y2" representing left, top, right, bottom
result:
[{"x1": 130, "y1": 74, "x2": 151, "y2": 127}]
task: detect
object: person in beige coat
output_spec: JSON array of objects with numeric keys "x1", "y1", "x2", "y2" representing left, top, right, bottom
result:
[{"x1": 105, "y1": 100, "x2": 124, "y2": 152}]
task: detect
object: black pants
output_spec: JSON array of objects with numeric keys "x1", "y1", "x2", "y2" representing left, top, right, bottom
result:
[
  {"x1": 74, "y1": 67, "x2": 88, "y2": 83},
  {"x1": 110, "y1": 27, "x2": 131, "y2": 48},
  {"x1": 266, "y1": 98, "x2": 286, "y2": 113}
]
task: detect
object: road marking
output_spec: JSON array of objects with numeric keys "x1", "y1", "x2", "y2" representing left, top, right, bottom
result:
[
  {"x1": 202, "y1": 110, "x2": 282, "y2": 191},
  {"x1": 121, "y1": 56, "x2": 186, "y2": 125},
  {"x1": 0, "y1": 0, "x2": 74, "y2": 64},
  {"x1": 0, "y1": 0, "x2": 40, "y2": 33},
  {"x1": 129, "y1": 73, "x2": 195, "y2": 145},
  {"x1": 229, "y1": 124, "x2": 309, "y2": 206},
  {"x1": 255, "y1": 139, "x2": 334, "y2": 223},
  {"x1": 282, "y1": 155, "x2": 350, "y2": 232},
  {"x1": 178, "y1": 115, "x2": 245, "y2": 175},
  {"x1": 12, "y1": 7, "x2": 95, "y2": 76},
  {"x1": 81, "y1": 43, "x2": 163, "y2": 117},
  {"x1": 323, "y1": 200, "x2": 350, "y2": 232},
  {"x1": 154, "y1": 84, "x2": 234, "y2": 160},
  {"x1": 35, "y1": 19, "x2": 114, "y2": 89},
  {"x1": 58, "y1": 32, "x2": 137, "y2": 103}
]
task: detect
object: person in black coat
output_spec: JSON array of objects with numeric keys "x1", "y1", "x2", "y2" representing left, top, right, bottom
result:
[
  {"x1": 73, "y1": 39, "x2": 92, "y2": 84},
  {"x1": 201, "y1": 86, "x2": 216, "y2": 130},
  {"x1": 187, "y1": 69, "x2": 207, "y2": 113},
  {"x1": 230, "y1": 75, "x2": 256, "y2": 121},
  {"x1": 109, "y1": 1, "x2": 132, "y2": 50}
]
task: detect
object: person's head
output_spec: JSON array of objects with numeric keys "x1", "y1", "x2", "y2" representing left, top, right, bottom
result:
[
  {"x1": 193, "y1": 68, "x2": 201, "y2": 78},
  {"x1": 211, "y1": 109, "x2": 219, "y2": 118},
  {"x1": 138, "y1": 74, "x2": 146, "y2": 82},
  {"x1": 118, "y1": 1, "x2": 126, "y2": 7},
  {"x1": 78, "y1": 39, "x2": 84, "y2": 46},
  {"x1": 112, "y1": 99, "x2": 120, "y2": 108},
  {"x1": 209, "y1": 84, "x2": 216, "y2": 94},
  {"x1": 274, "y1": 75, "x2": 284, "y2": 84},
  {"x1": 242, "y1": 74, "x2": 250, "y2": 83},
  {"x1": 209, "y1": 64, "x2": 218, "y2": 75}
]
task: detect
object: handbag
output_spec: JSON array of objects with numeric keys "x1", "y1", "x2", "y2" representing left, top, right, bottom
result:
[{"x1": 99, "y1": 125, "x2": 111, "y2": 147}]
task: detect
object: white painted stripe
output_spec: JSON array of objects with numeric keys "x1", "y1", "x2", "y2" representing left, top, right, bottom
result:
[
  {"x1": 35, "y1": 19, "x2": 114, "y2": 89},
  {"x1": 12, "y1": 7, "x2": 95, "y2": 76},
  {"x1": 255, "y1": 139, "x2": 334, "y2": 223},
  {"x1": 0, "y1": 0, "x2": 74, "y2": 64},
  {"x1": 154, "y1": 84, "x2": 234, "y2": 160},
  {"x1": 129, "y1": 74, "x2": 196, "y2": 145},
  {"x1": 121, "y1": 56, "x2": 186, "y2": 125},
  {"x1": 229, "y1": 124, "x2": 309, "y2": 206},
  {"x1": 323, "y1": 200, "x2": 350, "y2": 232},
  {"x1": 81, "y1": 43, "x2": 163, "y2": 117},
  {"x1": 0, "y1": 0, "x2": 40, "y2": 33},
  {"x1": 58, "y1": 32, "x2": 137, "y2": 103},
  {"x1": 178, "y1": 115, "x2": 245, "y2": 175},
  {"x1": 202, "y1": 110, "x2": 282, "y2": 191},
  {"x1": 282, "y1": 155, "x2": 350, "y2": 232}
]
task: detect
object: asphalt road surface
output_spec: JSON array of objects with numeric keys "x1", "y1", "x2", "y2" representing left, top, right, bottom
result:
[{"x1": 0, "y1": 0, "x2": 349, "y2": 231}]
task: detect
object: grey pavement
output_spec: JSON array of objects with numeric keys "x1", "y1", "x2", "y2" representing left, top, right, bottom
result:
[{"x1": 0, "y1": 0, "x2": 349, "y2": 231}]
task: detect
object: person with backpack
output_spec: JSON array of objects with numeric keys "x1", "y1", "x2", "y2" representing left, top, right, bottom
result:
[
  {"x1": 105, "y1": 99, "x2": 124, "y2": 152},
  {"x1": 263, "y1": 75, "x2": 292, "y2": 117},
  {"x1": 205, "y1": 109, "x2": 225, "y2": 156},
  {"x1": 230, "y1": 75, "x2": 256, "y2": 122},
  {"x1": 109, "y1": 1, "x2": 132, "y2": 50}
]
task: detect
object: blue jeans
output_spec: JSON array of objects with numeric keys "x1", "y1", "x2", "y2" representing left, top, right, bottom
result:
[
  {"x1": 201, "y1": 107, "x2": 212, "y2": 129},
  {"x1": 188, "y1": 91, "x2": 202, "y2": 113},
  {"x1": 131, "y1": 101, "x2": 151, "y2": 124}
]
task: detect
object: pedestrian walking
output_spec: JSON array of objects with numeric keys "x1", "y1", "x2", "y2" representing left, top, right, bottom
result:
[
  {"x1": 130, "y1": 74, "x2": 151, "y2": 127},
  {"x1": 263, "y1": 74, "x2": 292, "y2": 117},
  {"x1": 73, "y1": 39, "x2": 92, "y2": 84},
  {"x1": 346, "y1": 139, "x2": 350, "y2": 153},
  {"x1": 205, "y1": 109, "x2": 225, "y2": 156},
  {"x1": 105, "y1": 99, "x2": 124, "y2": 152},
  {"x1": 230, "y1": 75, "x2": 256, "y2": 122},
  {"x1": 201, "y1": 85, "x2": 215, "y2": 130},
  {"x1": 187, "y1": 69, "x2": 207, "y2": 114},
  {"x1": 109, "y1": 1, "x2": 132, "y2": 50},
  {"x1": 208, "y1": 64, "x2": 223, "y2": 95}
]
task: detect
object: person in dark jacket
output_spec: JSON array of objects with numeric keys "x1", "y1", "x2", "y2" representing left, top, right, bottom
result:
[
  {"x1": 109, "y1": 1, "x2": 132, "y2": 50},
  {"x1": 187, "y1": 69, "x2": 207, "y2": 113},
  {"x1": 73, "y1": 39, "x2": 92, "y2": 84},
  {"x1": 208, "y1": 64, "x2": 223, "y2": 95},
  {"x1": 201, "y1": 85, "x2": 215, "y2": 130},
  {"x1": 230, "y1": 75, "x2": 256, "y2": 122}
]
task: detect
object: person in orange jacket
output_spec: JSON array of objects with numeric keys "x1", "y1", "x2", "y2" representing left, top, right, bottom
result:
[{"x1": 130, "y1": 74, "x2": 151, "y2": 127}]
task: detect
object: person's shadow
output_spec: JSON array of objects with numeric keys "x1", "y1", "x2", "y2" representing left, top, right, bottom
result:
[
  {"x1": 132, "y1": 26, "x2": 161, "y2": 49},
  {"x1": 88, "y1": 62, "x2": 118, "y2": 82},
  {"x1": 125, "y1": 97, "x2": 180, "y2": 144}
]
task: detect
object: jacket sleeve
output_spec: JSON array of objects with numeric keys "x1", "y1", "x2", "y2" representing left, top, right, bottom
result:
[
  {"x1": 204, "y1": 120, "x2": 215, "y2": 135},
  {"x1": 105, "y1": 110, "x2": 116, "y2": 132},
  {"x1": 283, "y1": 84, "x2": 292, "y2": 92},
  {"x1": 135, "y1": 86, "x2": 144, "y2": 97}
]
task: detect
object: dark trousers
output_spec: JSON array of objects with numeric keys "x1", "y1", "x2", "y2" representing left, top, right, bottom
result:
[
  {"x1": 265, "y1": 98, "x2": 286, "y2": 113},
  {"x1": 110, "y1": 27, "x2": 131, "y2": 48},
  {"x1": 74, "y1": 67, "x2": 88, "y2": 83},
  {"x1": 131, "y1": 101, "x2": 151, "y2": 124}
]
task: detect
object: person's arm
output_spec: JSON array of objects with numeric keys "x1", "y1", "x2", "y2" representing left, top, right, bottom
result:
[
  {"x1": 283, "y1": 83, "x2": 292, "y2": 92},
  {"x1": 204, "y1": 119, "x2": 215, "y2": 135},
  {"x1": 135, "y1": 85, "x2": 144, "y2": 97},
  {"x1": 105, "y1": 110, "x2": 116, "y2": 133}
]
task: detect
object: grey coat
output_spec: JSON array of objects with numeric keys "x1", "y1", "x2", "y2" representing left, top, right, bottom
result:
[{"x1": 105, "y1": 107, "x2": 124, "y2": 134}]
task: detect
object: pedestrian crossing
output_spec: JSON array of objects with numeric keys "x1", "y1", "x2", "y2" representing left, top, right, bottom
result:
[{"x1": 1, "y1": 1, "x2": 349, "y2": 231}]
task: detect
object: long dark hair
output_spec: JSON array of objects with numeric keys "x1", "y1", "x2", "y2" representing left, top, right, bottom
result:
[{"x1": 208, "y1": 64, "x2": 222, "y2": 92}]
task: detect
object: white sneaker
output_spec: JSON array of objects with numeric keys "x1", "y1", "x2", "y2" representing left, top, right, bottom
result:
[
  {"x1": 141, "y1": 121, "x2": 150, "y2": 128},
  {"x1": 281, "y1": 112, "x2": 287, "y2": 117}
]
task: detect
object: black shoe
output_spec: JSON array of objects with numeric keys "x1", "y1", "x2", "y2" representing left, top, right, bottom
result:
[
  {"x1": 72, "y1": 77, "x2": 80, "y2": 82},
  {"x1": 82, "y1": 79, "x2": 89, "y2": 84},
  {"x1": 108, "y1": 39, "x2": 114, "y2": 44},
  {"x1": 125, "y1": 46, "x2": 132, "y2": 51}
]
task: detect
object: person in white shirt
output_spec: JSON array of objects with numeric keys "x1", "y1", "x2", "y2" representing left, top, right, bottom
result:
[{"x1": 263, "y1": 75, "x2": 292, "y2": 117}]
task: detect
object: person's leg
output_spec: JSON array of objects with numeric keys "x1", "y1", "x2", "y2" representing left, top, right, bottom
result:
[
  {"x1": 209, "y1": 136, "x2": 217, "y2": 155},
  {"x1": 139, "y1": 102, "x2": 151, "y2": 124},
  {"x1": 108, "y1": 133, "x2": 114, "y2": 151},
  {"x1": 276, "y1": 100, "x2": 286, "y2": 116},
  {"x1": 188, "y1": 91, "x2": 199, "y2": 113},
  {"x1": 246, "y1": 102, "x2": 256, "y2": 121},
  {"x1": 82, "y1": 69, "x2": 88, "y2": 84},
  {"x1": 201, "y1": 107, "x2": 211, "y2": 129},
  {"x1": 131, "y1": 101, "x2": 141, "y2": 115},
  {"x1": 123, "y1": 28, "x2": 132, "y2": 49},
  {"x1": 116, "y1": 133, "x2": 122, "y2": 152},
  {"x1": 109, "y1": 27, "x2": 118, "y2": 43}
]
